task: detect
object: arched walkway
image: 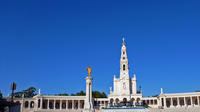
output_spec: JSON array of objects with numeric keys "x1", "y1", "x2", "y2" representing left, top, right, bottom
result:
[
  {"x1": 115, "y1": 98, "x2": 119, "y2": 106},
  {"x1": 136, "y1": 98, "x2": 140, "y2": 105},
  {"x1": 25, "y1": 101, "x2": 29, "y2": 108},
  {"x1": 123, "y1": 98, "x2": 127, "y2": 106},
  {"x1": 30, "y1": 101, "x2": 34, "y2": 108},
  {"x1": 130, "y1": 98, "x2": 135, "y2": 105},
  {"x1": 110, "y1": 98, "x2": 114, "y2": 107}
]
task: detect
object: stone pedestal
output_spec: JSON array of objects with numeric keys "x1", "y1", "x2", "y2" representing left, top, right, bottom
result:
[{"x1": 84, "y1": 67, "x2": 94, "y2": 112}]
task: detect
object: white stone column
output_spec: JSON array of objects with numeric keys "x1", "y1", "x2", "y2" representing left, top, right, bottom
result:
[
  {"x1": 54, "y1": 100, "x2": 56, "y2": 110},
  {"x1": 164, "y1": 98, "x2": 167, "y2": 108},
  {"x1": 78, "y1": 100, "x2": 80, "y2": 109},
  {"x1": 170, "y1": 98, "x2": 173, "y2": 107},
  {"x1": 66, "y1": 100, "x2": 68, "y2": 110},
  {"x1": 72, "y1": 100, "x2": 74, "y2": 110},
  {"x1": 84, "y1": 67, "x2": 94, "y2": 111},
  {"x1": 158, "y1": 98, "x2": 161, "y2": 107},
  {"x1": 60, "y1": 100, "x2": 62, "y2": 110},
  {"x1": 47, "y1": 99, "x2": 49, "y2": 109},
  {"x1": 184, "y1": 97, "x2": 186, "y2": 106},
  {"x1": 177, "y1": 97, "x2": 180, "y2": 107},
  {"x1": 191, "y1": 97, "x2": 193, "y2": 106},
  {"x1": 20, "y1": 96, "x2": 24, "y2": 112},
  {"x1": 28, "y1": 101, "x2": 30, "y2": 109},
  {"x1": 197, "y1": 96, "x2": 199, "y2": 106},
  {"x1": 34, "y1": 98, "x2": 38, "y2": 111},
  {"x1": 40, "y1": 99, "x2": 43, "y2": 109}
]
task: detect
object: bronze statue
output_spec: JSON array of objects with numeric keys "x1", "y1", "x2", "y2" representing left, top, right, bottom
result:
[{"x1": 86, "y1": 66, "x2": 92, "y2": 77}]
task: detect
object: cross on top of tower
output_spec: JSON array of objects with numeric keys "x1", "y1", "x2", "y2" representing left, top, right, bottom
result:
[
  {"x1": 122, "y1": 37, "x2": 125, "y2": 43},
  {"x1": 122, "y1": 37, "x2": 125, "y2": 45}
]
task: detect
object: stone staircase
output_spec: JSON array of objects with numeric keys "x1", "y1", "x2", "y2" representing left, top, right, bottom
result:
[{"x1": 149, "y1": 106, "x2": 200, "y2": 112}]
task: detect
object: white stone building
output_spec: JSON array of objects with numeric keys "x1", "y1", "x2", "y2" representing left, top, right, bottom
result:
[
  {"x1": 13, "y1": 39, "x2": 200, "y2": 112},
  {"x1": 108, "y1": 39, "x2": 142, "y2": 106}
]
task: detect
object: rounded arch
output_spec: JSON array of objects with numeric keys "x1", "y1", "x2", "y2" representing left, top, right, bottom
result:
[
  {"x1": 115, "y1": 98, "x2": 119, "y2": 104},
  {"x1": 25, "y1": 101, "x2": 29, "y2": 108},
  {"x1": 130, "y1": 98, "x2": 135, "y2": 105},
  {"x1": 110, "y1": 98, "x2": 114, "y2": 103},
  {"x1": 123, "y1": 98, "x2": 127, "y2": 103},
  {"x1": 130, "y1": 98, "x2": 135, "y2": 102},
  {"x1": 123, "y1": 64, "x2": 126, "y2": 71},
  {"x1": 136, "y1": 98, "x2": 140, "y2": 103},
  {"x1": 30, "y1": 101, "x2": 34, "y2": 108},
  {"x1": 110, "y1": 98, "x2": 114, "y2": 107},
  {"x1": 38, "y1": 99, "x2": 40, "y2": 108}
]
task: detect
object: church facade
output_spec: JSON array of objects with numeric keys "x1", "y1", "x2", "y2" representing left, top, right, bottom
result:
[{"x1": 12, "y1": 39, "x2": 200, "y2": 112}]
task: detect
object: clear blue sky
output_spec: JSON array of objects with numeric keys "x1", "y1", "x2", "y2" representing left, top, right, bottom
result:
[{"x1": 0, "y1": 0, "x2": 200, "y2": 97}]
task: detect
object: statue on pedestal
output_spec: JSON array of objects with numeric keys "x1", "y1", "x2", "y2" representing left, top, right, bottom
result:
[{"x1": 84, "y1": 66, "x2": 94, "y2": 112}]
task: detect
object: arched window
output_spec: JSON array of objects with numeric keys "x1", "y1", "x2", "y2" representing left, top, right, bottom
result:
[{"x1": 123, "y1": 65, "x2": 125, "y2": 71}]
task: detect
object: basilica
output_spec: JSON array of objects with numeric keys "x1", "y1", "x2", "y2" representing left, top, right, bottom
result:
[
  {"x1": 108, "y1": 39, "x2": 142, "y2": 106},
  {"x1": 13, "y1": 39, "x2": 200, "y2": 112}
]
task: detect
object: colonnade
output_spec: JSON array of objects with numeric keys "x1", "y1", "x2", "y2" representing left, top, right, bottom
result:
[
  {"x1": 161, "y1": 96, "x2": 200, "y2": 108},
  {"x1": 109, "y1": 98, "x2": 142, "y2": 107},
  {"x1": 143, "y1": 99, "x2": 157, "y2": 105},
  {"x1": 23, "y1": 99, "x2": 84, "y2": 110},
  {"x1": 94, "y1": 100, "x2": 108, "y2": 108}
]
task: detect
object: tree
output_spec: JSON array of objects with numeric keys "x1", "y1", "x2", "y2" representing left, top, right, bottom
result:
[
  {"x1": 76, "y1": 91, "x2": 86, "y2": 96},
  {"x1": 57, "y1": 93, "x2": 69, "y2": 96},
  {"x1": 71, "y1": 93, "x2": 76, "y2": 96},
  {"x1": 15, "y1": 87, "x2": 36, "y2": 98},
  {"x1": 24, "y1": 87, "x2": 36, "y2": 98},
  {"x1": 152, "y1": 94, "x2": 159, "y2": 97},
  {"x1": 70, "y1": 91, "x2": 85, "y2": 96},
  {"x1": 15, "y1": 91, "x2": 24, "y2": 98},
  {"x1": 92, "y1": 91, "x2": 107, "y2": 98},
  {"x1": 69, "y1": 90, "x2": 107, "y2": 98},
  {"x1": 101, "y1": 92, "x2": 107, "y2": 98}
]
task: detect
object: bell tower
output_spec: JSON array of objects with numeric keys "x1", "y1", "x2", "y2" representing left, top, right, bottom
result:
[
  {"x1": 109, "y1": 38, "x2": 142, "y2": 104},
  {"x1": 120, "y1": 38, "x2": 129, "y2": 79}
]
